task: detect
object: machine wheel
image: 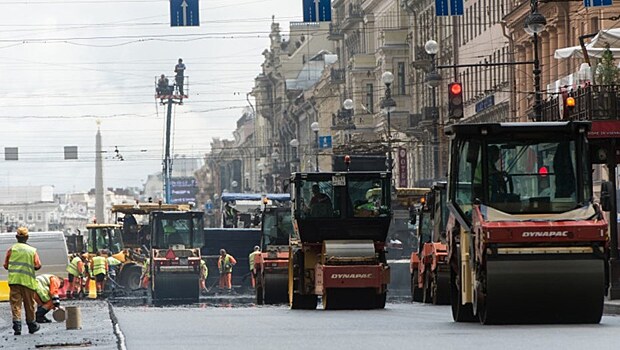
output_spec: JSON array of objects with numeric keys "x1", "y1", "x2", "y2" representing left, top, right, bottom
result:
[
  {"x1": 264, "y1": 273, "x2": 288, "y2": 305},
  {"x1": 431, "y1": 270, "x2": 450, "y2": 305},
  {"x1": 450, "y1": 266, "x2": 476, "y2": 322},
  {"x1": 288, "y1": 250, "x2": 317, "y2": 310},
  {"x1": 256, "y1": 283, "x2": 264, "y2": 305},
  {"x1": 119, "y1": 264, "x2": 142, "y2": 291},
  {"x1": 375, "y1": 290, "x2": 387, "y2": 309},
  {"x1": 411, "y1": 271, "x2": 423, "y2": 302},
  {"x1": 422, "y1": 267, "x2": 432, "y2": 304},
  {"x1": 324, "y1": 288, "x2": 375, "y2": 310},
  {"x1": 291, "y1": 293, "x2": 317, "y2": 310}
]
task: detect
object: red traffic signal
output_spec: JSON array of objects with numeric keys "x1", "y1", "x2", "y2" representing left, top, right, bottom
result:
[
  {"x1": 448, "y1": 82, "x2": 464, "y2": 119},
  {"x1": 450, "y1": 83, "x2": 462, "y2": 95}
]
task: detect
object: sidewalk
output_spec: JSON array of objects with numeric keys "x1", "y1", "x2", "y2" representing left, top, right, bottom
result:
[
  {"x1": 604, "y1": 299, "x2": 620, "y2": 316},
  {"x1": 0, "y1": 300, "x2": 117, "y2": 349}
]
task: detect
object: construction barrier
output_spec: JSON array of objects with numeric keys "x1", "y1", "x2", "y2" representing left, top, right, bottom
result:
[{"x1": 0, "y1": 281, "x2": 9, "y2": 301}]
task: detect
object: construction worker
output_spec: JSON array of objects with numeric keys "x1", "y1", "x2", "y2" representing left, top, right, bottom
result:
[
  {"x1": 141, "y1": 258, "x2": 150, "y2": 289},
  {"x1": 217, "y1": 249, "x2": 236, "y2": 291},
  {"x1": 199, "y1": 258, "x2": 208, "y2": 294},
  {"x1": 107, "y1": 254, "x2": 122, "y2": 289},
  {"x1": 223, "y1": 202, "x2": 238, "y2": 228},
  {"x1": 34, "y1": 274, "x2": 63, "y2": 323},
  {"x1": 248, "y1": 246, "x2": 261, "y2": 288},
  {"x1": 81, "y1": 252, "x2": 92, "y2": 298},
  {"x1": 2, "y1": 227, "x2": 41, "y2": 335},
  {"x1": 174, "y1": 58, "x2": 186, "y2": 98},
  {"x1": 90, "y1": 251, "x2": 109, "y2": 298},
  {"x1": 66, "y1": 253, "x2": 85, "y2": 299}
]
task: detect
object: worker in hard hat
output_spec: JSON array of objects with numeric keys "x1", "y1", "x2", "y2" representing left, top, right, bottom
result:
[
  {"x1": 34, "y1": 274, "x2": 64, "y2": 323},
  {"x1": 355, "y1": 188, "x2": 382, "y2": 217},
  {"x1": 66, "y1": 253, "x2": 85, "y2": 299},
  {"x1": 218, "y1": 249, "x2": 237, "y2": 291},
  {"x1": 3, "y1": 227, "x2": 41, "y2": 335},
  {"x1": 199, "y1": 258, "x2": 208, "y2": 294},
  {"x1": 90, "y1": 251, "x2": 109, "y2": 298},
  {"x1": 248, "y1": 246, "x2": 261, "y2": 288}
]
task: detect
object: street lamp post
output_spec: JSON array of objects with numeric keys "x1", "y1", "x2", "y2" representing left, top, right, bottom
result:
[
  {"x1": 342, "y1": 98, "x2": 355, "y2": 142},
  {"x1": 381, "y1": 72, "x2": 396, "y2": 172},
  {"x1": 271, "y1": 150, "x2": 279, "y2": 192},
  {"x1": 311, "y1": 121, "x2": 320, "y2": 172},
  {"x1": 524, "y1": 0, "x2": 546, "y2": 121},
  {"x1": 425, "y1": 39, "x2": 442, "y2": 180},
  {"x1": 290, "y1": 138, "x2": 299, "y2": 173},
  {"x1": 257, "y1": 162, "x2": 264, "y2": 192}
]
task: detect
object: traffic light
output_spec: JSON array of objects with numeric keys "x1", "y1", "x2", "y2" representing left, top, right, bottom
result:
[
  {"x1": 563, "y1": 95, "x2": 576, "y2": 119},
  {"x1": 448, "y1": 82, "x2": 464, "y2": 119}
]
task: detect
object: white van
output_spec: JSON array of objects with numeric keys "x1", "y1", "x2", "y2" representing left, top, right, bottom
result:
[{"x1": 0, "y1": 231, "x2": 69, "y2": 301}]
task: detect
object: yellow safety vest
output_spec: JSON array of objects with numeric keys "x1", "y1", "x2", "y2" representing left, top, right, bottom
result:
[
  {"x1": 200, "y1": 259, "x2": 208, "y2": 279},
  {"x1": 248, "y1": 251, "x2": 261, "y2": 270},
  {"x1": 219, "y1": 255, "x2": 233, "y2": 273},
  {"x1": 92, "y1": 256, "x2": 107, "y2": 276},
  {"x1": 66, "y1": 256, "x2": 82, "y2": 277},
  {"x1": 36, "y1": 274, "x2": 53, "y2": 302},
  {"x1": 7, "y1": 243, "x2": 38, "y2": 291}
]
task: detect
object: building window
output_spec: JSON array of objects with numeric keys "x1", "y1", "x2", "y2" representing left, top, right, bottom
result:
[
  {"x1": 397, "y1": 62, "x2": 406, "y2": 95},
  {"x1": 37, "y1": 213, "x2": 43, "y2": 221},
  {"x1": 366, "y1": 83, "x2": 374, "y2": 113},
  {"x1": 18, "y1": 214, "x2": 24, "y2": 222},
  {"x1": 27, "y1": 213, "x2": 33, "y2": 222}
]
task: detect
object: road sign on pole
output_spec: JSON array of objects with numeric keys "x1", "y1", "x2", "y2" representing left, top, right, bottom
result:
[
  {"x1": 303, "y1": 0, "x2": 332, "y2": 22},
  {"x1": 319, "y1": 136, "x2": 332, "y2": 149},
  {"x1": 170, "y1": 0, "x2": 200, "y2": 27},
  {"x1": 435, "y1": 0, "x2": 464, "y2": 16},
  {"x1": 584, "y1": 0, "x2": 612, "y2": 7}
]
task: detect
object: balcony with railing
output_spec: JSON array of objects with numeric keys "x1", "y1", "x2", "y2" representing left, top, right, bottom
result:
[
  {"x1": 328, "y1": 22, "x2": 344, "y2": 40},
  {"x1": 341, "y1": 1, "x2": 364, "y2": 30},
  {"x1": 541, "y1": 85, "x2": 620, "y2": 122}
]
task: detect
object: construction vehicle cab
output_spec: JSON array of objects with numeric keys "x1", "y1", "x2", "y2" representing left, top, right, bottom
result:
[
  {"x1": 112, "y1": 202, "x2": 191, "y2": 249},
  {"x1": 85, "y1": 223, "x2": 145, "y2": 291},
  {"x1": 255, "y1": 205, "x2": 293, "y2": 305},
  {"x1": 446, "y1": 122, "x2": 608, "y2": 324},
  {"x1": 149, "y1": 210, "x2": 204, "y2": 302},
  {"x1": 288, "y1": 171, "x2": 392, "y2": 310}
]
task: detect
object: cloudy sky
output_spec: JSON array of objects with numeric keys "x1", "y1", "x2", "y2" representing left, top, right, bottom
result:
[{"x1": 0, "y1": 0, "x2": 300, "y2": 193}]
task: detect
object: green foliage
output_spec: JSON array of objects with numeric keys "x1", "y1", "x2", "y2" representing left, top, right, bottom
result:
[{"x1": 596, "y1": 44, "x2": 620, "y2": 85}]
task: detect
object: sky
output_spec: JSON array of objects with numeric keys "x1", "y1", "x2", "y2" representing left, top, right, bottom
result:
[{"x1": 0, "y1": 0, "x2": 301, "y2": 193}]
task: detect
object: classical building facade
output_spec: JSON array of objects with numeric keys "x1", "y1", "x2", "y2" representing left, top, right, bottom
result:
[{"x1": 505, "y1": 1, "x2": 620, "y2": 120}]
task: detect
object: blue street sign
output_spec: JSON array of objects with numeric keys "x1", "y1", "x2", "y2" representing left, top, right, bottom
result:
[
  {"x1": 436, "y1": 0, "x2": 449, "y2": 16},
  {"x1": 436, "y1": 0, "x2": 464, "y2": 16},
  {"x1": 319, "y1": 136, "x2": 332, "y2": 149},
  {"x1": 303, "y1": 0, "x2": 332, "y2": 22},
  {"x1": 584, "y1": 0, "x2": 612, "y2": 7},
  {"x1": 450, "y1": 0, "x2": 464, "y2": 15},
  {"x1": 171, "y1": 0, "x2": 200, "y2": 27}
]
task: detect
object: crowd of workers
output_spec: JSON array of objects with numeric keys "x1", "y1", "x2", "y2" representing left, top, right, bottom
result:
[{"x1": 4, "y1": 224, "x2": 265, "y2": 336}]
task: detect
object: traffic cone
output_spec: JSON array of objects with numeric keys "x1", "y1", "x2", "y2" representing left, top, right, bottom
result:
[{"x1": 88, "y1": 280, "x2": 97, "y2": 299}]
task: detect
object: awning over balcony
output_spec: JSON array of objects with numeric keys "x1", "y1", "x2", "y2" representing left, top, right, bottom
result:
[{"x1": 554, "y1": 28, "x2": 620, "y2": 59}]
